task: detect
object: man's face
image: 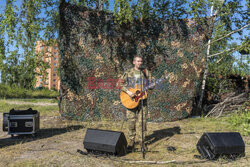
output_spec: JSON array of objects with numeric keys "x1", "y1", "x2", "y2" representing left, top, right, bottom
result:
[{"x1": 133, "y1": 57, "x2": 143, "y2": 69}]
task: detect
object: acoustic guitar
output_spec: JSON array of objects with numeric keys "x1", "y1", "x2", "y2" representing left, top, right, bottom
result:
[{"x1": 120, "y1": 74, "x2": 170, "y2": 109}]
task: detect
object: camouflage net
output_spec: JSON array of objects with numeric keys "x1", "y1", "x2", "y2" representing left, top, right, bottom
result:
[{"x1": 59, "y1": 2, "x2": 213, "y2": 121}]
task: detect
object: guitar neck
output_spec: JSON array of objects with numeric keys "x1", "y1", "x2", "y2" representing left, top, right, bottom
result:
[{"x1": 142, "y1": 77, "x2": 167, "y2": 92}]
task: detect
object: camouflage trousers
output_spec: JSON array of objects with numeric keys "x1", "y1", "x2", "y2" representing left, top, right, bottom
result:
[{"x1": 127, "y1": 100, "x2": 147, "y2": 146}]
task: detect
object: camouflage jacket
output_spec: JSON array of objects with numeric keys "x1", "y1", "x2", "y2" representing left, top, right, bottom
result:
[{"x1": 120, "y1": 68, "x2": 152, "y2": 93}]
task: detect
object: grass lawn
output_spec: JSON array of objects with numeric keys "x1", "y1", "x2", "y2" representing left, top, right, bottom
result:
[
  {"x1": 0, "y1": 98, "x2": 59, "y2": 116},
  {"x1": 0, "y1": 99, "x2": 249, "y2": 167},
  {"x1": 2, "y1": 98, "x2": 58, "y2": 103}
]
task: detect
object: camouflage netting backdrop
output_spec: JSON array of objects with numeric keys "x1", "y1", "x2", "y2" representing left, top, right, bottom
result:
[{"x1": 59, "y1": 2, "x2": 213, "y2": 121}]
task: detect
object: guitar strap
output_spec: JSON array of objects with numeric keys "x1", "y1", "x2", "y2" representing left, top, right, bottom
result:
[
  {"x1": 143, "y1": 69, "x2": 148, "y2": 86},
  {"x1": 143, "y1": 69, "x2": 148, "y2": 79}
]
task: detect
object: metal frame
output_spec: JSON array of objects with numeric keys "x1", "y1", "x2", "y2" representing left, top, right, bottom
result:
[{"x1": 7, "y1": 113, "x2": 40, "y2": 137}]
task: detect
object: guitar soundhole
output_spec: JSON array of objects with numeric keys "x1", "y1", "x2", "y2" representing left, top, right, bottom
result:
[{"x1": 135, "y1": 90, "x2": 140, "y2": 95}]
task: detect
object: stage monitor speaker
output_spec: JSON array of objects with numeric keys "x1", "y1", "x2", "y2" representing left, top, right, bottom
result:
[
  {"x1": 197, "y1": 132, "x2": 245, "y2": 160},
  {"x1": 83, "y1": 128, "x2": 127, "y2": 156}
]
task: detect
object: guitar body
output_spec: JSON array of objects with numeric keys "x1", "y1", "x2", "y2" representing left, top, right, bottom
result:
[
  {"x1": 120, "y1": 73, "x2": 170, "y2": 109},
  {"x1": 120, "y1": 85, "x2": 147, "y2": 109}
]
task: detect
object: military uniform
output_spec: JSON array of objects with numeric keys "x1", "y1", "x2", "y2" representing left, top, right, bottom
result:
[{"x1": 120, "y1": 67, "x2": 152, "y2": 147}]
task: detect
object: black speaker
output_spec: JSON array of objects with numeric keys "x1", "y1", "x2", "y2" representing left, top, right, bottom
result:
[
  {"x1": 197, "y1": 132, "x2": 245, "y2": 160},
  {"x1": 83, "y1": 128, "x2": 127, "y2": 156}
]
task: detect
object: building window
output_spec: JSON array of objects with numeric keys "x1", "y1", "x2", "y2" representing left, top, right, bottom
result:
[
  {"x1": 54, "y1": 68, "x2": 57, "y2": 72},
  {"x1": 54, "y1": 46, "x2": 57, "y2": 50},
  {"x1": 54, "y1": 58, "x2": 57, "y2": 61},
  {"x1": 53, "y1": 74, "x2": 56, "y2": 77},
  {"x1": 54, "y1": 63, "x2": 56, "y2": 66},
  {"x1": 53, "y1": 79, "x2": 56, "y2": 82},
  {"x1": 54, "y1": 52, "x2": 57, "y2": 55},
  {"x1": 53, "y1": 84, "x2": 56, "y2": 87},
  {"x1": 40, "y1": 78, "x2": 42, "y2": 81}
]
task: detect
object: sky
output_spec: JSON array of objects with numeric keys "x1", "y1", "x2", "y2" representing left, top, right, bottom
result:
[{"x1": 0, "y1": 0, "x2": 249, "y2": 82}]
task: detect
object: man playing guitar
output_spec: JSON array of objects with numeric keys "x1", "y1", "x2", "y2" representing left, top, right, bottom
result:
[{"x1": 120, "y1": 55, "x2": 153, "y2": 152}]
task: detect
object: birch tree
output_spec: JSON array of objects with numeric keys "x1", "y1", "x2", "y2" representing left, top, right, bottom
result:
[
  {"x1": 0, "y1": 0, "x2": 248, "y2": 93},
  {"x1": 188, "y1": 0, "x2": 249, "y2": 114}
]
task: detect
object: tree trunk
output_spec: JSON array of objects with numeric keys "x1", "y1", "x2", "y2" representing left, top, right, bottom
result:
[
  {"x1": 100, "y1": 0, "x2": 104, "y2": 10},
  {"x1": 96, "y1": 0, "x2": 99, "y2": 10},
  {"x1": 197, "y1": 5, "x2": 214, "y2": 116}
]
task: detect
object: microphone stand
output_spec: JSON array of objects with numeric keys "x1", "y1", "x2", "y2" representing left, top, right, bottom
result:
[{"x1": 139, "y1": 66, "x2": 145, "y2": 159}]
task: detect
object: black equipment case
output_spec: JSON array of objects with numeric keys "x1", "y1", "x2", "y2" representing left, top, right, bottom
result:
[{"x1": 2, "y1": 108, "x2": 40, "y2": 137}]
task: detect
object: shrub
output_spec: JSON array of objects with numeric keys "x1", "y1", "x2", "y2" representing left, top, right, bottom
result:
[
  {"x1": 228, "y1": 101, "x2": 250, "y2": 136},
  {"x1": 0, "y1": 84, "x2": 59, "y2": 99}
]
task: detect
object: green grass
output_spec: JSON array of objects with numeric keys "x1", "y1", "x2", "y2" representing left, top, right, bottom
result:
[
  {"x1": 228, "y1": 112, "x2": 250, "y2": 136},
  {"x1": 186, "y1": 116, "x2": 249, "y2": 136},
  {"x1": 0, "y1": 98, "x2": 249, "y2": 135},
  {"x1": 227, "y1": 101, "x2": 250, "y2": 136},
  {"x1": 3, "y1": 98, "x2": 58, "y2": 103},
  {"x1": 32, "y1": 105, "x2": 60, "y2": 116},
  {"x1": 0, "y1": 99, "x2": 59, "y2": 116},
  {"x1": 0, "y1": 99, "x2": 249, "y2": 166}
]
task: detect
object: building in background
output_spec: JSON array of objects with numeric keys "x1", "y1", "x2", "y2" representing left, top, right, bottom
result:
[{"x1": 35, "y1": 41, "x2": 60, "y2": 90}]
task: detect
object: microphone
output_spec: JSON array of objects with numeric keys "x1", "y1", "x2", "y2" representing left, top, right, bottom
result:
[{"x1": 139, "y1": 64, "x2": 145, "y2": 70}]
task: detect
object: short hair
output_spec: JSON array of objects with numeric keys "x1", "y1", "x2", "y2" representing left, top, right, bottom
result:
[{"x1": 133, "y1": 55, "x2": 143, "y2": 61}]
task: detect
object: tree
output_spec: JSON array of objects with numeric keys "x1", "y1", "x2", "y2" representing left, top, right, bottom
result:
[
  {"x1": 188, "y1": 0, "x2": 249, "y2": 114},
  {"x1": 0, "y1": 0, "x2": 248, "y2": 94}
]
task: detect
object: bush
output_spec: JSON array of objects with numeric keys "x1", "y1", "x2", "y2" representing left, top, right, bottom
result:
[
  {"x1": 228, "y1": 101, "x2": 250, "y2": 136},
  {"x1": 0, "y1": 84, "x2": 59, "y2": 99}
]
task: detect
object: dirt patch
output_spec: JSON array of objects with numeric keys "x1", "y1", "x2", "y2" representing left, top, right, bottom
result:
[
  {"x1": 3, "y1": 101, "x2": 58, "y2": 106},
  {"x1": 0, "y1": 114, "x2": 249, "y2": 166}
]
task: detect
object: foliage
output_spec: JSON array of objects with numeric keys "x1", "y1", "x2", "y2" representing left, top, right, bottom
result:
[
  {"x1": 0, "y1": 0, "x2": 43, "y2": 88},
  {"x1": 239, "y1": 37, "x2": 250, "y2": 55},
  {"x1": 206, "y1": 43, "x2": 235, "y2": 95},
  {"x1": 207, "y1": 0, "x2": 249, "y2": 78},
  {"x1": 114, "y1": 0, "x2": 133, "y2": 23},
  {"x1": 113, "y1": 0, "x2": 190, "y2": 23},
  {"x1": 152, "y1": 0, "x2": 188, "y2": 19},
  {"x1": 228, "y1": 101, "x2": 250, "y2": 136},
  {"x1": 0, "y1": 0, "x2": 248, "y2": 101},
  {"x1": 187, "y1": 0, "x2": 249, "y2": 105},
  {"x1": 232, "y1": 37, "x2": 249, "y2": 76},
  {"x1": 0, "y1": 84, "x2": 59, "y2": 98}
]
